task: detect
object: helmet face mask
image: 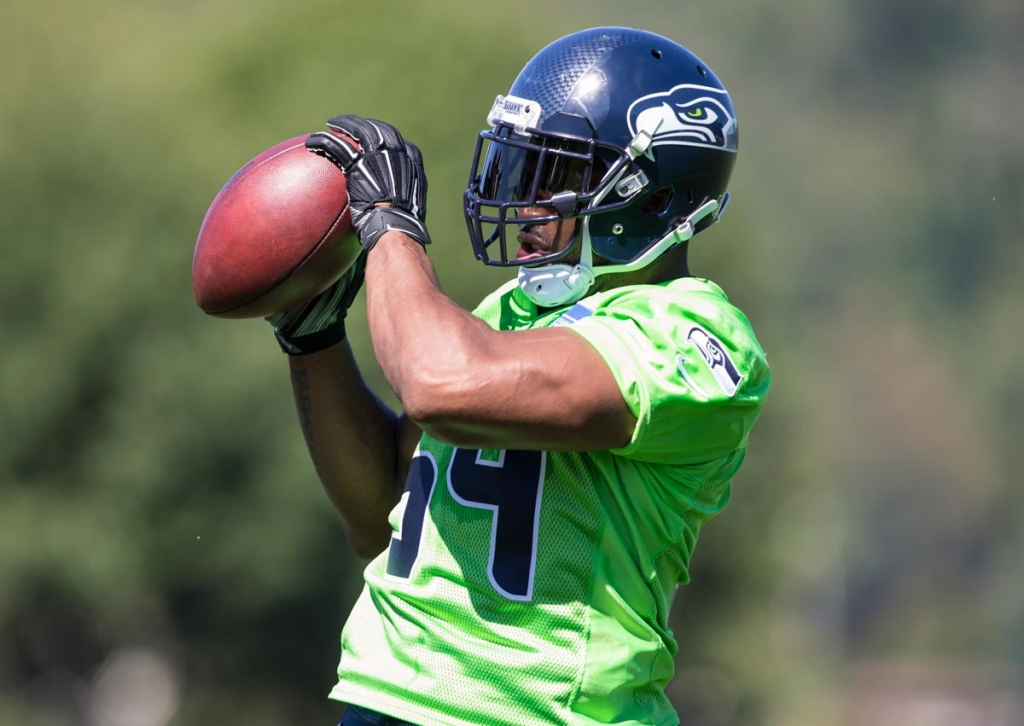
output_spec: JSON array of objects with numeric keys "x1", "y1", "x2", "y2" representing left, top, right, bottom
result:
[
  {"x1": 463, "y1": 27, "x2": 739, "y2": 305},
  {"x1": 466, "y1": 117, "x2": 638, "y2": 267}
]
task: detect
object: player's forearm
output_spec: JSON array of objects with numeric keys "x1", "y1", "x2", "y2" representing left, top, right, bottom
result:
[
  {"x1": 288, "y1": 342, "x2": 405, "y2": 558},
  {"x1": 365, "y1": 234, "x2": 498, "y2": 421},
  {"x1": 365, "y1": 236, "x2": 585, "y2": 446}
]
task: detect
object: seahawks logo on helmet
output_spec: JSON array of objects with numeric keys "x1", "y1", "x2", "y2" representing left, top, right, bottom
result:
[{"x1": 627, "y1": 84, "x2": 738, "y2": 152}]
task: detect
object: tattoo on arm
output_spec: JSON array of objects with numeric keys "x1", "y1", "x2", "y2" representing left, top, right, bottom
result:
[{"x1": 291, "y1": 368, "x2": 323, "y2": 478}]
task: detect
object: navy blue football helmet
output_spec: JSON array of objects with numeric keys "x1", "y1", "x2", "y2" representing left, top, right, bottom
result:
[{"x1": 464, "y1": 27, "x2": 738, "y2": 306}]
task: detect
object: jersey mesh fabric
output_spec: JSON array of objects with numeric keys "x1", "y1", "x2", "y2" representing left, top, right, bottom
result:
[{"x1": 330, "y1": 277, "x2": 770, "y2": 726}]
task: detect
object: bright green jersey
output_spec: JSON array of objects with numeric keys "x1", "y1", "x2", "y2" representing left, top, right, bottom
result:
[{"x1": 330, "y1": 277, "x2": 770, "y2": 726}]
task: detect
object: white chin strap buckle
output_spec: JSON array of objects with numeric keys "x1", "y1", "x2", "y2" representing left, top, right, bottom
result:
[{"x1": 518, "y1": 263, "x2": 595, "y2": 307}]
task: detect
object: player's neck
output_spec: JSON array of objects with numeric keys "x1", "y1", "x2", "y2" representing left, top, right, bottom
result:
[{"x1": 637, "y1": 245, "x2": 691, "y2": 285}]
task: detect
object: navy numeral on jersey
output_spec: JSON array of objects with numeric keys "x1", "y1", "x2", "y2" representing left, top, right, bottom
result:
[
  {"x1": 384, "y1": 447, "x2": 546, "y2": 602},
  {"x1": 385, "y1": 450, "x2": 438, "y2": 580},
  {"x1": 448, "y1": 449, "x2": 546, "y2": 601}
]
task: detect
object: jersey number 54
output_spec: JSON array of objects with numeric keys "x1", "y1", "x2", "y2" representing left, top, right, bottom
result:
[{"x1": 385, "y1": 448, "x2": 546, "y2": 602}]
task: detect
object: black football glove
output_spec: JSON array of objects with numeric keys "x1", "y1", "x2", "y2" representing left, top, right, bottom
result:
[
  {"x1": 305, "y1": 115, "x2": 430, "y2": 252},
  {"x1": 265, "y1": 252, "x2": 367, "y2": 355}
]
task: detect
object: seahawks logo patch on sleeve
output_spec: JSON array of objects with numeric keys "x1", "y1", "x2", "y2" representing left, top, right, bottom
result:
[{"x1": 677, "y1": 326, "x2": 743, "y2": 398}]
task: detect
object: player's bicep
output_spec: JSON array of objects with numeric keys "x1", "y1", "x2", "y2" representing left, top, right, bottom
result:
[{"x1": 409, "y1": 327, "x2": 636, "y2": 451}]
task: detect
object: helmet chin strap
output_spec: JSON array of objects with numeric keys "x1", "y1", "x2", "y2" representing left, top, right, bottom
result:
[
  {"x1": 517, "y1": 197, "x2": 721, "y2": 307},
  {"x1": 517, "y1": 240, "x2": 595, "y2": 308}
]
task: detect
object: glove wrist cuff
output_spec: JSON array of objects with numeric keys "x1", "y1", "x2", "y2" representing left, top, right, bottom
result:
[
  {"x1": 273, "y1": 318, "x2": 347, "y2": 356},
  {"x1": 360, "y1": 208, "x2": 432, "y2": 252}
]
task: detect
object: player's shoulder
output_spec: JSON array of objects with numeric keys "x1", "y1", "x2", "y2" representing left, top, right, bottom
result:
[
  {"x1": 590, "y1": 277, "x2": 760, "y2": 344},
  {"x1": 581, "y1": 276, "x2": 770, "y2": 393},
  {"x1": 571, "y1": 277, "x2": 769, "y2": 460}
]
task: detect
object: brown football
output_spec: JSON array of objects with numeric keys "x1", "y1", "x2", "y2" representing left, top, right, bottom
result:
[{"x1": 191, "y1": 132, "x2": 360, "y2": 318}]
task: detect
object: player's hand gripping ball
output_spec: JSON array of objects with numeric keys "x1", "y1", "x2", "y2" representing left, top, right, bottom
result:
[
  {"x1": 306, "y1": 115, "x2": 431, "y2": 252},
  {"x1": 191, "y1": 131, "x2": 361, "y2": 318}
]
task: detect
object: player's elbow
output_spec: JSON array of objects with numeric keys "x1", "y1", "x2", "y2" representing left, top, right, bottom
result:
[
  {"x1": 400, "y1": 379, "x2": 455, "y2": 433},
  {"x1": 399, "y1": 368, "x2": 483, "y2": 446}
]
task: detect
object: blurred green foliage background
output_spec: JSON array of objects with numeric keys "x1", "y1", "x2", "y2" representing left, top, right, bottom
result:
[{"x1": 1, "y1": 0, "x2": 1022, "y2": 724}]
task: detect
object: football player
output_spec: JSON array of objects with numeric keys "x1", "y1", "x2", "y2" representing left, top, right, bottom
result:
[{"x1": 267, "y1": 26, "x2": 771, "y2": 726}]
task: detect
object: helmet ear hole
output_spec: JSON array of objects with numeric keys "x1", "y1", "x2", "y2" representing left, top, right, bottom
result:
[{"x1": 641, "y1": 186, "x2": 674, "y2": 217}]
